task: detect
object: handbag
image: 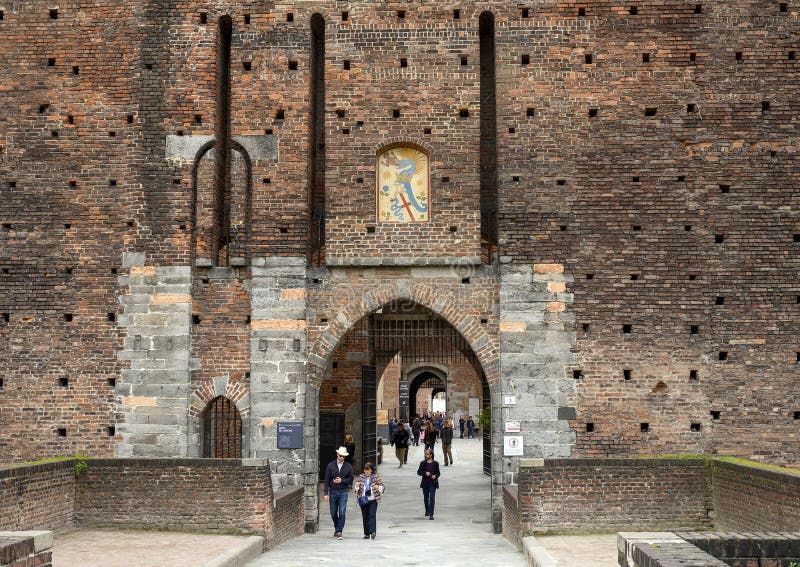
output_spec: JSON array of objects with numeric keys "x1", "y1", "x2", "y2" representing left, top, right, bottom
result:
[{"x1": 357, "y1": 495, "x2": 369, "y2": 507}]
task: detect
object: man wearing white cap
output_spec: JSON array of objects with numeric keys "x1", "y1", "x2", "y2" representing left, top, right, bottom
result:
[{"x1": 323, "y1": 446, "x2": 355, "y2": 539}]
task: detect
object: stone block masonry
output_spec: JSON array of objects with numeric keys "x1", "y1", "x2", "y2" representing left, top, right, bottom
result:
[
  {"x1": 116, "y1": 253, "x2": 192, "y2": 458},
  {"x1": 249, "y1": 257, "x2": 308, "y2": 490}
]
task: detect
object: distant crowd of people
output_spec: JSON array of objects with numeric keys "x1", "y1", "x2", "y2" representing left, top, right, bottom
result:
[{"x1": 322, "y1": 412, "x2": 478, "y2": 540}]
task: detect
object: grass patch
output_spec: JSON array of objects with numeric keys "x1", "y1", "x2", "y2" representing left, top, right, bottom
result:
[{"x1": 714, "y1": 456, "x2": 800, "y2": 476}]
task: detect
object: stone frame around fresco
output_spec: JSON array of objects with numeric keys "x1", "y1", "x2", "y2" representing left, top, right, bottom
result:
[{"x1": 375, "y1": 142, "x2": 432, "y2": 224}]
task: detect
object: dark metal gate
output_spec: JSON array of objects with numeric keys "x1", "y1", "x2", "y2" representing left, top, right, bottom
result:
[
  {"x1": 482, "y1": 378, "x2": 491, "y2": 475},
  {"x1": 362, "y1": 365, "x2": 377, "y2": 467},
  {"x1": 202, "y1": 396, "x2": 242, "y2": 458},
  {"x1": 318, "y1": 413, "x2": 345, "y2": 480}
]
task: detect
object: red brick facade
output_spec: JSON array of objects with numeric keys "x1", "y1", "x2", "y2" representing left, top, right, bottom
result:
[{"x1": 0, "y1": 1, "x2": 798, "y2": 474}]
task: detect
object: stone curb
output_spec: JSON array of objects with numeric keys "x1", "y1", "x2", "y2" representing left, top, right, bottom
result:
[
  {"x1": 202, "y1": 536, "x2": 264, "y2": 567},
  {"x1": 522, "y1": 536, "x2": 558, "y2": 567}
]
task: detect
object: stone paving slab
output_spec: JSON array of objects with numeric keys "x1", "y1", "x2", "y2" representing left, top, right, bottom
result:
[
  {"x1": 53, "y1": 529, "x2": 261, "y2": 567},
  {"x1": 534, "y1": 534, "x2": 619, "y2": 567},
  {"x1": 248, "y1": 438, "x2": 526, "y2": 566}
]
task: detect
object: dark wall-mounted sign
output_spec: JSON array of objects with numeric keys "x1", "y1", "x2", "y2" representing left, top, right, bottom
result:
[
  {"x1": 277, "y1": 421, "x2": 304, "y2": 449},
  {"x1": 399, "y1": 380, "x2": 409, "y2": 407}
]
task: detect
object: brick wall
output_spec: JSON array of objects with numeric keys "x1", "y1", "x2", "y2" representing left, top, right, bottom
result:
[
  {"x1": 0, "y1": 533, "x2": 53, "y2": 567},
  {"x1": 502, "y1": 485, "x2": 521, "y2": 550},
  {"x1": 75, "y1": 459, "x2": 272, "y2": 534},
  {"x1": 516, "y1": 458, "x2": 713, "y2": 534},
  {"x1": 266, "y1": 487, "x2": 305, "y2": 550},
  {"x1": 0, "y1": 0, "x2": 798, "y2": 470},
  {"x1": 0, "y1": 459, "x2": 304, "y2": 548},
  {"x1": 0, "y1": 461, "x2": 75, "y2": 532},
  {"x1": 711, "y1": 459, "x2": 800, "y2": 532}
]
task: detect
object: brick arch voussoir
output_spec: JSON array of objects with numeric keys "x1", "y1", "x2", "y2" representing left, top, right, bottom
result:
[{"x1": 308, "y1": 282, "x2": 499, "y2": 387}]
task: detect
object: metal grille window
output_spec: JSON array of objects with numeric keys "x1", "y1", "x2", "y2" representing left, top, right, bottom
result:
[{"x1": 202, "y1": 396, "x2": 242, "y2": 458}]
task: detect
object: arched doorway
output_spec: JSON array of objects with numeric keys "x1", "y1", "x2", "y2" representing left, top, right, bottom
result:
[
  {"x1": 409, "y1": 370, "x2": 446, "y2": 416},
  {"x1": 309, "y1": 298, "x2": 498, "y2": 531},
  {"x1": 201, "y1": 396, "x2": 242, "y2": 458}
]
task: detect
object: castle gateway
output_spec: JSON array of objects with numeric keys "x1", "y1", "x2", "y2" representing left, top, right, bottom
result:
[{"x1": 1, "y1": 1, "x2": 798, "y2": 535}]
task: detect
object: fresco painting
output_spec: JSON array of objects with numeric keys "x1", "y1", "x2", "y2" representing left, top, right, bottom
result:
[{"x1": 377, "y1": 146, "x2": 430, "y2": 223}]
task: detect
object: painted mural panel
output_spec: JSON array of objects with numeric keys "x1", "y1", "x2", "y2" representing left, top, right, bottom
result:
[{"x1": 377, "y1": 146, "x2": 430, "y2": 223}]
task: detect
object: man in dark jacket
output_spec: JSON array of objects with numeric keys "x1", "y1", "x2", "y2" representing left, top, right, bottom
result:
[
  {"x1": 323, "y1": 446, "x2": 355, "y2": 539},
  {"x1": 417, "y1": 448, "x2": 441, "y2": 520},
  {"x1": 440, "y1": 419, "x2": 454, "y2": 466},
  {"x1": 394, "y1": 419, "x2": 410, "y2": 467}
]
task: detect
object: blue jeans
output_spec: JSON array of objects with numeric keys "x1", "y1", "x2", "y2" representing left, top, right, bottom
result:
[
  {"x1": 422, "y1": 484, "x2": 437, "y2": 517},
  {"x1": 329, "y1": 491, "x2": 348, "y2": 534}
]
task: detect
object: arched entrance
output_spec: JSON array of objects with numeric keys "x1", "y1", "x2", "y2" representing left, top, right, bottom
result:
[
  {"x1": 409, "y1": 370, "x2": 446, "y2": 416},
  {"x1": 307, "y1": 294, "x2": 500, "y2": 533}
]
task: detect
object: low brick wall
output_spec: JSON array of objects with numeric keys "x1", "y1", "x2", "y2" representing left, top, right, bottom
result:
[
  {"x1": 76, "y1": 459, "x2": 273, "y2": 534},
  {"x1": 620, "y1": 532, "x2": 800, "y2": 567},
  {"x1": 266, "y1": 487, "x2": 305, "y2": 550},
  {"x1": 0, "y1": 458, "x2": 305, "y2": 548},
  {"x1": 712, "y1": 459, "x2": 800, "y2": 532},
  {"x1": 0, "y1": 461, "x2": 75, "y2": 531},
  {"x1": 0, "y1": 531, "x2": 53, "y2": 567},
  {"x1": 516, "y1": 458, "x2": 712, "y2": 534},
  {"x1": 502, "y1": 485, "x2": 521, "y2": 549}
]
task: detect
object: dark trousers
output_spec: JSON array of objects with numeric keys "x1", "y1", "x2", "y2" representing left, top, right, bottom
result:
[
  {"x1": 360, "y1": 500, "x2": 378, "y2": 535},
  {"x1": 329, "y1": 491, "x2": 347, "y2": 534},
  {"x1": 459, "y1": 425, "x2": 464, "y2": 438},
  {"x1": 424, "y1": 441, "x2": 435, "y2": 457},
  {"x1": 422, "y1": 484, "x2": 437, "y2": 517}
]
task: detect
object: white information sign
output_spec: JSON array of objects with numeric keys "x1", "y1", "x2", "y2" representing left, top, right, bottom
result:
[
  {"x1": 503, "y1": 395, "x2": 516, "y2": 406},
  {"x1": 504, "y1": 421, "x2": 521, "y2": 433},
  {"x1": 503, "y1": 436, "x2": 524, "y2": 456}
]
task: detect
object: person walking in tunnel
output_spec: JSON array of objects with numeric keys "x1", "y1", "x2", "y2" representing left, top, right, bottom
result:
[
  {"x1": 417, "y1": 448, "x2": 441, "y2": 520},
  {"x1": 323, "y1": 446, "x2": 354, "y2": 539},
  {"x1": 423, "y1": 421, "x2": 437, "y2": 457},
  {"x1": 441, "y1": 419, "x2": 454, "y2": 466},
  {"x1": 354, "y1": 461, "x2": 384, "y2": 539},
  {"x1": 394, "y1": 419, "x2": 410, "y2": 467},
  {"x1": 411, "y1": 415, "x2": 421, "y2": 446},
  {"x1": 466, "y1": 415, "x2": 475, "y2": 439},
  {"x1": 459, "y1": 415, "x2": 465, "y2": 438},
  {"x1": 343, "y1": 433, "x2": 356, "y2": 468}
]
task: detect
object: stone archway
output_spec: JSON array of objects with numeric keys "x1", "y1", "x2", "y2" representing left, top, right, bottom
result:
[
  {"x1": 306, "y1": 280, "x2": 499, "y2": 387},
  {"x1": 304, "y1": 284, "x2": 501, "y2": 533}
]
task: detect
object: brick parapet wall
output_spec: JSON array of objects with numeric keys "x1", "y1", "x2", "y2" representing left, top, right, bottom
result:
[
  {"x1": 266, "y1": 486, "x2": 305, "y2": 550},
  {"x1": 516, "y1": 458, "x2": 713, "y2": 534},
  {"x1": 75, "y1": 459, "x2": 273, "y2": 534},
  {"x1": 0, "y1": 532, "x2": 53, "y2": 567},
  {"x1": 0, "y1": 459, "x2": 305, "y2": 548},
  {"x1": 0, "y1": 462, "x2": 75, "y2": 532},
  {"x1": 711, "y1": 460, "x2": 800, "y2": 532},
  {"x1": 502, "y1": 485, "x2": 521, "y2": 550}
]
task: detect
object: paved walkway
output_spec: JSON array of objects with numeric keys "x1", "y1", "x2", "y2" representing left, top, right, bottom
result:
[
  {"x1": 248, "y1": 437, "x2": 526, "y2": 566},
  {"x1": 53, "y1": 529, "x2": 259, "y2": 566},
  {"x1": 535, "y1": 534, "x2": 619, "y2": 566}
]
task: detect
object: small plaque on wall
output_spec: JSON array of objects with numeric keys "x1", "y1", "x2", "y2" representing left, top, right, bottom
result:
[
  {"x1": 503, "y1": 435, "x2": 524, "y2": 456},
  {"x1": 277, "y1": 421, "x2": 304, "y2": 449}
]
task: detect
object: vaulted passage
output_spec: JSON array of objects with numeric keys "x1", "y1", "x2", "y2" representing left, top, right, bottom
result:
[{"x1": 317, "y1": 301, "x2": 489, "y2": 477}]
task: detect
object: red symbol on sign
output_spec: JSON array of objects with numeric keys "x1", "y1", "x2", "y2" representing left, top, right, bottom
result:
[{"x1": 397, "y1": 192, "x2": 416, "y2": 222}]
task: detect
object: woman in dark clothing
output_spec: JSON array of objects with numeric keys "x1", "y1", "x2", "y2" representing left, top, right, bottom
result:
[
  {"x1": 354, "y1": 461, "x2": 385, "y2": 539},
  {"x1": 417, "y1": 448, "x2": 441, "y2": 520},
  {"x1": 423, "y1": 421, "x2": 437, "y2": 457},
  {"x1": 344, "y1": 434, "x2": 356, "y2": 467}
]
